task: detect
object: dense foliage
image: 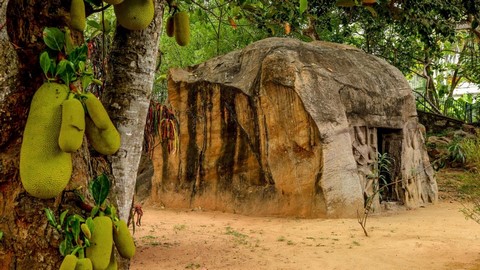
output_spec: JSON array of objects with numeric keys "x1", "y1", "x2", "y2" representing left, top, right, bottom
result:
[{"x1": 83, "y1": 0, "x2": 480, "y2": 120}]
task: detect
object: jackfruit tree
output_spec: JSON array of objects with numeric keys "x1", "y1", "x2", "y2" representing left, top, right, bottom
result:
[{"x1": 0, "y1": 0, "x2": 163, "y2": 268}]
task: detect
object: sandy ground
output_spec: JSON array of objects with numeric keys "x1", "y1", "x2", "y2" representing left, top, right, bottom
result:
[{"x1": 130, "y1": 201, "x2": 480, "y2": 270}]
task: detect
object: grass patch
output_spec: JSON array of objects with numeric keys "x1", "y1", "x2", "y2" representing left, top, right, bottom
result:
[
  {"x1": 225, "y1": 226, "x2": 248, "y2": 245},
  {"x1": 436, "y1": 169, "x2": 480, "y2": 200},
  {"x1": 174, "y1": 224, "x2": 187, "y2": 232}
]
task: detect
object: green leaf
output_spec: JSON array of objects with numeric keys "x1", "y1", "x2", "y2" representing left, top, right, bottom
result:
[
  {"x1": 87, "y1": 19, "x2": 102, "y2": 31},
  {"x1": 78, "y1": 61, "x2": 86, "y2": 73},
  {"x1": 81, "y1": 75, "x2": 93, "y2": 91},
  {"x1": 84, "y1": 238, "x2": 91, "y2": 247},
  {"x1": 60, "y1": 210, "x2": 69, "y2": 226},
  {"x1": 68, "y1": 44, "x2": 88, "y2": 65},
  {"x1": 55, "y1": 60, "x2": 69, "y2": 77},
  {"x1": 43, "y1": 27, "x2": 65, "y2": 51},
  {"x1": 89, "y1": 174, "x2": 111, "y2": 207},
  {"x1": 44, "y1": 208, "x2": 57, "y2": 228},
  {"x1": 39, "y1": 52, "x2": 51, "y2": 78},
  {"x1": 0, "y1": 231, "x2": 3, "y2": 241},
  {"x1": 86, "y1": 217, "x2": 95, "y2": 236},
  {"x1": 59, "y1": 239, "x2": 67, "y2": 256},
  {"x1": 90, "y1": 205, "x2": 100, "y2": 218},
  {"x1": 299, "y1": 0, "x2": 307, "y2": 14}
]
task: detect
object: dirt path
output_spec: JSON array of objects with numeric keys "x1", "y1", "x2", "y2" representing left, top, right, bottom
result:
[{"x1": 130, "y1": 202, "x2": 480, "y2": 270}]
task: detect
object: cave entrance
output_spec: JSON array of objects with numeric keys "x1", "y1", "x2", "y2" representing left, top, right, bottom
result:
[
  {"x1": 376, "y1": 128, "x2": 403, "y2": 202},
  {"x1": 351, "y1": 126, "x2": 404, "y2": 209}
]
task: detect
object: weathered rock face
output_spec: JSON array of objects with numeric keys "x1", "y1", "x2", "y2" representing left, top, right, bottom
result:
[{"x1": 149, "y1": 38, "x2": 437, "y2": 218}]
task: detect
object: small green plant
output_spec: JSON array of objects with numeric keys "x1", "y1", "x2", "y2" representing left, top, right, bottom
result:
[
  {"x1": 358, "y1": 152, "x2": 396, "y2": 237},
  {"x1": 459, "y1": 137, "x2": 480, "y2": 170},
  {"x1": 447, "y1": 140, "x2": 466, "y2": 164},
  {"x1": 0, "y1": 230, "x2": 3, "y2": 241},
  {"x1": 225, "y1": 226, "x2": 248, "y2": 245}
]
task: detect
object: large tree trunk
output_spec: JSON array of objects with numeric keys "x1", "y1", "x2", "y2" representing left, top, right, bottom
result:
[
  {"x1": 0, "y1": 1, "x2": 82, "y2": 268},
  {"x1": 0, "y1": 0, "x2": 163, "y2": 268},
  {"x1": 105, "y1": 0, "x2": 164, "y2": 222}
]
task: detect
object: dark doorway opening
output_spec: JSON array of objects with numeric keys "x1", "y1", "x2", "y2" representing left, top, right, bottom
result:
[{"x1": 377, "y1": 128, "x2": 403, "y2": 202}]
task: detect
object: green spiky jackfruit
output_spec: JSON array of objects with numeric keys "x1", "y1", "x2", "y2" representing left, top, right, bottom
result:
[
  {"x1": 104, "y1": 0, "x2": 124, "y2": 4},
  {"x1": 174, "y1": 11, "x2": 190, "y2": 46},
  {"x1": 113, "y1": 219, "x2": 135, "y2": 259},
  {"x1": 166, "y1": 16, "x2": 174, "y2": 37},
  {"x1": 70, "y1": 0, "x2": 86, "y2": 32},
  {"x1": 86, "y1": 217, "x2": 113, "y2": 270},
  {"x1": 20, "y1": 83, "x2": 72, "y2": 199},
  {"x1": 85, "y1": 117, "x2": 121, "y2": 155},
  {"x1": 58, "y1": 97, "x2": 85, "y2": 153},
  {"x1": 60, "y1": 254, "x2": 78, "y2": 270},
  {"x1": 75, "y1": 258, "x2": 93, "y2": 270},
  {"x1": 114, "y1": 0, "x2": 154, "y2": 31},
  {"x1": 83, "y1": 92, "x2": 111, "y2": 130},
  {"x1": 105, "y1": 248, "x2": 118, "y2": 270}
]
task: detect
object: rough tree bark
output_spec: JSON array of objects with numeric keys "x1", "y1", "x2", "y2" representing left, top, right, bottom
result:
[
  {"x1": 105, "y1": 1, "x2": 164, "y2": 222},
  {"x1": 0, "y1": 0, "x2": 163, "y2": 269},
  {"x1": 0, "y1": 1, "x2": 84, "y2": 269}
]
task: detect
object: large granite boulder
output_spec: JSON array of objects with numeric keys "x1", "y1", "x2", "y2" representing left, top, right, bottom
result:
[{"x1": 149, "y1": 37, "x2": 437, "y2": 218}]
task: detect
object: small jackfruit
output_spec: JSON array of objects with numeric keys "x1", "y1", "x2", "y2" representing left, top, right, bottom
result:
[
  {"x1": 81, "y1": 223, "x2": 92, "y2": 239},
  {"x1": 85, "y1": 117, "x2": 121, "y2": 155},
  {"x1": 114, "y1": 0, "x2": 154, "y2": 31},
  {"x1": 86, "y1": 217, "x2": 113, "y2": 270},
  {"x1": 166, "y1": 16, "x2": 174, "y2": 37},
  {"x1": 174, "y1": 11, "x2": 190, "y2": 46},
  {"x1": 75, "y1": 258, "x2": 93, "y2": 270},
  {"x1": 113, "y1": 219, "x2": 135, "y2": 259},
  {"x1": 59, "y1": 254, "x2": 78, "y2": 270},
  {"x1": 104, "y1": 0, "x2": 124, "y2": 4},
  {"x1": 70, "y1": 0, "x2": 86, "y2": 32},
  {"x1": 20, "y1": 83, "x2": 72, "y2": 199},
  {"x1": 58, "y1": 97, "x2": 85, "y2": 153},
  {"x1": 83, "y1": 92, "x2": 112, "y2": 130},
  {"x1": 104, "y1": 248, "x2": 118, "y2": 270}
]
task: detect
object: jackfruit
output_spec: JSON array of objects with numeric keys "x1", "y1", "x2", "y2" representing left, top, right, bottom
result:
[
  {"x1": 113, "y1": 219, "x2": 135, "y2": 259},
  {"x1": 70, "y1": 0, "x2": 86, "y2": 32},
  {"x1": 75, "y1": 258, "x2": 93, "y2": 270},
  {"x1": 86, "y1": 216, "x2": 113, "y2": 270},
  {"x1": 166, "y1": 16, "x2": 174, "y2": 37},
  {"x1": 81, "y1": 223, "x2": 92, "y2": 239},
  {"x1": 114, "y1": 0, "x2": 154, "y2": 31},
  {"x1": 85, "y1": 117, "x2": 121, "y2": 155},
  {"x1": 174, "y1": 11, "x2": 190, "y2": 46},
  {"x1": 83, "y1": 92, "x2": 111, "y2": 130},
  {"x1": 104, "y1": 248, "x2": 118, "y2": 270},
  {"x1": 60, "y1": 254, "x2": 78, "y2": 270},
  {"x1": 104, "y1": 0, "x2": 124, "y2": 4},
  {"x1": 58, "y1": 97, "x2": 85, "y2": 153},
  {"x1": 20, "y1": 83, "x2": 72, "y2": 199}
]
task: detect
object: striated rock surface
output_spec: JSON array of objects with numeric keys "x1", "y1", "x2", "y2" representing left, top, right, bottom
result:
[{"x1": 149, "y1": 37, "x2": 437, "y2": 218}]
